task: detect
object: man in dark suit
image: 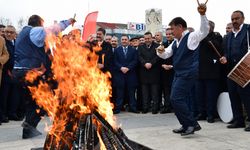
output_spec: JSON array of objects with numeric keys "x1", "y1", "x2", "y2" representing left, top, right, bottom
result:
[
  {"x1": 195, "y1": 21, "x2": 223, "y2": 123},
  {"x1": 138, "y1": 32, "x2": 161, "y2": 114},
  {"x1": 159, "y1": 28, "x2": 174, "y2": 114},
  {"x1": 220, "y1": 10, "x2": 250, "y2": 131},
  {"x1": 96, "y1": 28, "x2": 113, "y2": 73},
  {"x1": 113, "y1": 35, "x2": 138, "y2": 114},
  {"x1": 0, "y1": 25, "x2": 23, "y2": 121},
  {"x1": 96, "y1": 28, "x2": 116, "y2": 112}
]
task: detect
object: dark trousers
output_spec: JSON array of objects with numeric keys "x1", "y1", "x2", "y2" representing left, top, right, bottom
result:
[
  {"x1": 141, "y1": 83, "x2": 160, "y2": 111},
  {"x1": 171, "y1": 76, "x2": 197, "y2": 128},
  {"x1": 227, "y1": 79, "x2": 250, "y2": 122},
  {"x1": 195, "y1": 79, "x2": 220, "y2": 118},
  {"x1": 136, "y1": 85, "x2": 142, "y2": 111},
  {"x1": 22, "y1": 85, "x2": 46, "y2": 127},
  {"x1": 160, "y1": 83, "x2": 172, "y2": 111},
  {"x1": 12, "y1": 69, "x2": 46, "y2": 128},
  {"x1": 0, "y1": 81, "x2": 21, "y2": 117},
  {"x1": 115, "y1": 86, "x2": 137, "y2": 111}
]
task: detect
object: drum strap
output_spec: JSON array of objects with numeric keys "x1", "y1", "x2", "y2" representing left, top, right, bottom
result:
[{"x1": 247, "y1": 25, "x2": 250, "y2": 51}]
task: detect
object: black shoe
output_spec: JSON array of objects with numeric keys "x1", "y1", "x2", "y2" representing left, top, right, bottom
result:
[
  {"x1": 227, "y1": 122, "x2": 245, "y2": 128},
  {"x1": 181, "y1": 126, "x2": 195, "y2": 136},
  {"x1": 1, "y1": 117, "x2": 9, "y2": 123},
  {"x1": 160, "y1": 108, "x2": 171, "y2": 114},
  {"x1": 152, "y1": 111, "x2": 158, "y2": 114},
  {"x1": 195, "y1": 114, "x2": 206, "y2": 121},
  {"x1": 194, "y1": 124, "x2": 202, "y2": 131},
  {"x1": 0, "y1": 121, "x2": 1, "y2": 125},
  {"x1": 142, "y1": 109, "x2": 148, "y2": 114},
  {"x1": 9, "y1": 114, "x2": 23, "y2": 121},
  {"x1": 22, "y1": 122, "x2": 42, "y2": 139},
  {"x1": 22, "y1": 128, "x2": 42, "y2": 139},
  {"x1": 129, "y1": 108, "x2": 140, "y2": 114},
  {"x1": 173, "y1": 127, "x2": 185, "y2": 134},
  {"x1": 244, "y1": 126, "x2": 250, "y2": 132},
  {"x1": 173, "y1": 124, "x2": 201, "y2": 134},
  {"x1": 113, "y1": 109, "x2": 120, "y2": 114},
  {"x1": 207, "y1": 117, "x2": 215, "y2": 123}
]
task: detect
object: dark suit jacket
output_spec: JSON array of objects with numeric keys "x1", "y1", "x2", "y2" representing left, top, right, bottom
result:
[
  {"x1": 138, "y1": 42, "x2": 161, "y2": 84},
  {"x1": 160, "y1": 40, "x2": 174, "y2": 86},
  {"x1": 96, "y1": 41, "x2": 114, "y2": 73},
  {"x1": 199, "y1": 32, "x2": 223, "y2": 79},
  {"x1": 113, "y1": 45, "x2": 138, "y2": 88}
]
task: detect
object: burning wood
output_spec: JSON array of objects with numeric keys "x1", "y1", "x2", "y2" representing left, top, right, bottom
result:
[
  {"x1": 28, "y1": 33, "x2": 152, "y2": 150},
  {"x1": 41, "y1": 110, "x2": 152, "y2": 150}
]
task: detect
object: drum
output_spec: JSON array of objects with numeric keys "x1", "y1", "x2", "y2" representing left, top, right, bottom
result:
[
  {"x1": 227, "y1": 51, "x2": 250, "y2": 88},
  {"x1": 217, "y1": 92, "x2": 233, "y2": 123}
]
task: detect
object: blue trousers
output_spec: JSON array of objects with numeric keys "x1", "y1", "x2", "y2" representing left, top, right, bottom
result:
[
  {"x1": 171, "y1": 76, "x2": 197, "y2": 128},
  {"x1": 115, "y1": 86, "x2": 137, "y2": 111}
]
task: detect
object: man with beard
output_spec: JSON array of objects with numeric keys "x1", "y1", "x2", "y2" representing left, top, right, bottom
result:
[
  {"x1": 220, "y1": 10, "x2": 250, "y2": 131},
  {"x1": 96, "y1": 28, "x2": 113, "y2": 73}
]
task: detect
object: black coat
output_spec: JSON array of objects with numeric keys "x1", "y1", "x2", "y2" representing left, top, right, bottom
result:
[
  {"x1": 160, "y1": 40, "x2": 174, "y2": 86},
  {"x1": 199, "y1": 32, "x2": 223, "y2": 79},
  {"x1": 97, "y1": 41, "x2": 114, "y2": 73},
  {"x1": 138, "y1": 42, "x2": 161, "y2": 84}
]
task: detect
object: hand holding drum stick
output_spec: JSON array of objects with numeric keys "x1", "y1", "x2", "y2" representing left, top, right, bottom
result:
[
  {"x1": 208, "y1": 41, "x2": 222, "y2": 58},
  {"x1": 208, "y1": 41, "x2": 228, "y2": 64}
]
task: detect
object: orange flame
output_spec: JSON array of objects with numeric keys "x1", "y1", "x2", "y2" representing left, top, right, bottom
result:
[{"x1": 26, "y1": 33, "x2": 116, "y2": 148}]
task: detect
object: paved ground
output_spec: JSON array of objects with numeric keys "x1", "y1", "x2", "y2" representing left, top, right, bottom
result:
[{"x1": 0, "y1": 112, "x2": 249, "y2": 150}]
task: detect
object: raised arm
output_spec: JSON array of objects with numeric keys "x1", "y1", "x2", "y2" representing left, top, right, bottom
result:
[{"x1": 188, "y1": 4, "x2": 209, "y2": 50}]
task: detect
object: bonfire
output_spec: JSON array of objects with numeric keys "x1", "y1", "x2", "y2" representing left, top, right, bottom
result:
[{"x1": 26, "y1": 33, "x2": 151, "y2": 150}]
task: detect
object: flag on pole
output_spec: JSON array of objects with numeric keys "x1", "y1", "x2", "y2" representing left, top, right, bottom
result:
[{"x1": 82, "y1": 11, "x2": 98, "y2": 41}]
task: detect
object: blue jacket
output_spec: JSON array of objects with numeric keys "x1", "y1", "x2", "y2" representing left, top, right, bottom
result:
[{"x1": 113, "y1": 45, "x2": 138, "y2": 87}]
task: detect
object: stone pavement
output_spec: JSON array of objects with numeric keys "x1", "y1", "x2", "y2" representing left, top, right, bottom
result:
[{"x1": 0, "y1": 112, "x2": 249, "y2": 150}]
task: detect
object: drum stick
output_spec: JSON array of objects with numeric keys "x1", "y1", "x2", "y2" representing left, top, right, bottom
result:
[
  {"x1": 72, "y1": 13, "x2": 76, "y2": 27},
  {"x1": 208, "y1": 41, "x2": 222, "y2": 58}
]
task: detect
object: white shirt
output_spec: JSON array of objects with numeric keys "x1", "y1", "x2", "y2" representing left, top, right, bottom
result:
[
  {"x1": 157, "y1": 15, "x2": 209, "y2": 59},
  {"x1": 232, "y1": 24, "x2": 243, "y2": 37}
]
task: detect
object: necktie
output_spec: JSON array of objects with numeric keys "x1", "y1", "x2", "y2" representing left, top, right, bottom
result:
[{"x1": 123, "y1": 47, "x2": 127, "y2": 56}]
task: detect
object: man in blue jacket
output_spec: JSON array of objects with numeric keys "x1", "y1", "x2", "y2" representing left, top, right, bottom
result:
[
  {"x1": 113, "y1": 35, "x2": 138, "y2": 114},
  {"x1": 12, "y1": 14, "x2": 75, "y2": 139}
]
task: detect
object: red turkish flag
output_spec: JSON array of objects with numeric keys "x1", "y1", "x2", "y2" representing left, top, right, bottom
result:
[{"x1": 82, "y1": 11, "x2": 98, "y2": 41}]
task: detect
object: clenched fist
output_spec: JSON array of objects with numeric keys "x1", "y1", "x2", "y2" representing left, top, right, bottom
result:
[{"x1": 197, "y1": 4, "x2": 207, "y2": 15}]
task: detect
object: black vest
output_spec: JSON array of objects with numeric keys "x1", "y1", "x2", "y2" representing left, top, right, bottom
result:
[{"x1": 172, "y1": 33, "x2": 199, "y2": 78}]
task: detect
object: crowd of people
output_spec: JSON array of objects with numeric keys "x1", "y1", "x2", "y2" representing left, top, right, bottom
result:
[{"x1": 0, "y1": 5, "x2": 249, "y2": 139}]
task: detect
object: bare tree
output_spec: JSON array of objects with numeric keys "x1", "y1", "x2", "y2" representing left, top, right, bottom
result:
[
  {"x1": 0, "y1": 17, "x2": 12, "y2": 25},
  {"x1": 17, "y1": 17, "x2": 28, "y2": 31}
]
